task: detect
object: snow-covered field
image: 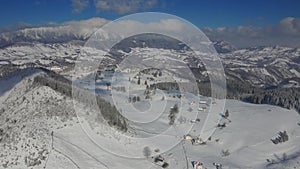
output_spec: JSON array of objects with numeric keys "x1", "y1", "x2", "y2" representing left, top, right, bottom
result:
[{"x1": 45, "y1": 99, "x2": 300, "y2": 169}]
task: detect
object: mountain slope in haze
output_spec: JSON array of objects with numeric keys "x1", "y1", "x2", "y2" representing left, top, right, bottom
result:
[
  {"x1": 1, "y1": 40, "x2": 300, "y2": 114},
  {"x1": 0, "y1": 18, "x2": 108, "y2": 48},
  {"x1": 221, "y1": 46, "x2": 300, "y2": 88},
  {"x1": 213, "y1": 40, "x2": 236, "y2": 53},
  {"x1": 1, "y1": 32, "x2": 299, "y2": 89}
]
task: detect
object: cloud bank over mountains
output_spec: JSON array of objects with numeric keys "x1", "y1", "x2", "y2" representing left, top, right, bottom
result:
[
  {"x1": 204, "y1": 17, "x2": 300, "y2": 48},
  {"x1": 0, "y1": 17, "x2": 299, "y2": 48},
  {"x1": 0, "y1": 18, "x2": 108, "y2": 47}
]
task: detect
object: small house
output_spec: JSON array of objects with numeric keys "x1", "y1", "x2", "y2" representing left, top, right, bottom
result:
[
  {"x1": 184, "y1": 134, "x2": 193, "y2": 141},
  {"x1": 198, "y1": 107, "x2": 204, "y2": 111},
  {"x1": 199, "y1": 100, "x2": 207, "y2": 104},
  {"x1": 191, "y1": 137, "x2": 205, "y2": 145},
  {"x1": 192, "y1": 161, "x2": 204, "y2": 169}
]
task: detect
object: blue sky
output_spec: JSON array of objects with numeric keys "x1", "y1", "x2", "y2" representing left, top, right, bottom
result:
[
  {"x1": 1, "y1": 0, "x2": 300, "y2": 48},
  {"x1": 1, "y1": 0, "x2": 300, "y2": 28}
]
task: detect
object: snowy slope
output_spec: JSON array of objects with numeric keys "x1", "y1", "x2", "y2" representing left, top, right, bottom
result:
[
  {"x1": 43, "y1": 100, "x2": 300, "y2": 169},
  {"x1": 0, "y1": 70, "x2": 77, "y2": 168},
  {"x1": 0, "y1": 68, "x2": 299, "y2": 169},
  {"x1": 1, "y1": 40, "x2": 300, "y2": 169}
]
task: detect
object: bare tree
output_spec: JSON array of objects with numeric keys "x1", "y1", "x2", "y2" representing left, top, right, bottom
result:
[{"x1": 143, "y1": 146, "x2": 151, "y2": 158}]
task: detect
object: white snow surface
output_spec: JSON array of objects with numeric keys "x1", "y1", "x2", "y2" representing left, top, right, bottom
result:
[{"x1": 0, "y1": 73, "x2": 299, "y2": 169}]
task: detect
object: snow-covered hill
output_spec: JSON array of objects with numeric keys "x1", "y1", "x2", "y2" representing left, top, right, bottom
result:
[
  {"x1": 0, "y1": 30, "x2": 300, "y2": 168},
  {"x1": 0, "y1": 69, "x2": 76, "y2": 168},
  {"x1": 221, "y1": 46, "x2": 300, "y2": 88},
  {"x1": 0, "y1": 68, "x2": 299, "y2": 169}
]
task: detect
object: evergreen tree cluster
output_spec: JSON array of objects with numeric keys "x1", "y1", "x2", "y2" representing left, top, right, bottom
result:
[
  {"x1": 150, "y1": 82, "x2": 179, "y2": 91},
  {"x1": 33, "y1": 72, "x2": 127, "y2": 131},
  {"x1": 271, "y1": 131, "x2": 289, "y2": 144},
  {"x1": 168, "y1": 104, "x2": 179, "y2": 125},
  {"x1": 243, "y1": 87, "x2": 300, "y2": 113},
  {"x1": 129, "y1": 96, "x2": 141, "y2": 103},
  {"x1": 149, "y1": 79, "x2": 300, "y2": 114}
]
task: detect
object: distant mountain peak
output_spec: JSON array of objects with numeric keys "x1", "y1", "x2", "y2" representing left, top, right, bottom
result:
[{"x1": 213, "y1": 40, "x2": 236, "y2": 53}]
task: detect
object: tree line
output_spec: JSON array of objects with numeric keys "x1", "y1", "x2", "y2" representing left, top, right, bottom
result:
[{"x1": 33, "y1": 70, "x2": 128, "y2": 131}]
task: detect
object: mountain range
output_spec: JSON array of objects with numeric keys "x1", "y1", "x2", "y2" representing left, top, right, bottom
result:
[{"x1": 0, "y1": 18, "x2": 300, "y2": 169}]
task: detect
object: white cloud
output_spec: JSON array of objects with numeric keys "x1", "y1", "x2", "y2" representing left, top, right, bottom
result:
[
  {"x1": 276, "y1": 17, "x2": 300, "y2": 35},
  {"x1": 71, "y1": 0, "x2": 89, "y2": 13},
  {"x1": 204, "y1": 17, "x2": 300, "y2": 48},
  {"x1": 70, "y1": 0, "x2": 159, "y2": 14},
  {"x1": 114, "y1": 19, "x2": 187, "y2": 33},
  {"x1": 94, "y1": 0, "x2": 157, "y2": 14}
]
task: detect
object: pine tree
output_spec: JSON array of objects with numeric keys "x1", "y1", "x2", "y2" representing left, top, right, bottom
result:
[
  {"x1": 225, "y1": 109, "x2": 229, "y2": 118},
  {"x1": 133, "y1": 96, "x2": 137, "y2": 103},
  {"x1": 137, "y1": 78, "x2": 141, "y2": 85},
  {"x1": 158, "y1": 71, "x2": 162, "y2": 76}
]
